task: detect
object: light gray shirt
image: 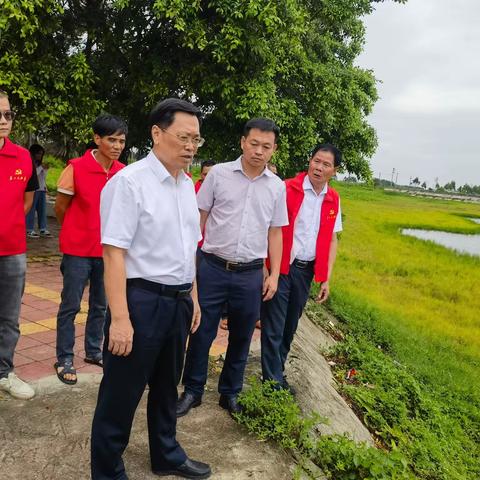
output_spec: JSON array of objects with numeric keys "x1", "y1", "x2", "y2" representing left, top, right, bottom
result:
[
  {"x1": 292, "y1": 176, "x2": 342, "y2": 262},
  {"x1": 36, "y1": 165, "x2": 47, "y2": 191},
  {"x1": 100, "y1": 151, "x2": 201, "y2": 285},
  {"x1": 197, "y1": 157, "x2": 288, "y2": 262}
]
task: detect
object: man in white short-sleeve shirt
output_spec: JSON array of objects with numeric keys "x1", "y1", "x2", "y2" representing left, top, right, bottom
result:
[
  {"x1": 91, "y1": 99, "x2": 211, "y2": 480},
  {"x1": 261, "y1": 144, "x2": 343, "y2": 393},
  {"x1": 177, "y1": 118, "x2": 289, "y2": 418}
]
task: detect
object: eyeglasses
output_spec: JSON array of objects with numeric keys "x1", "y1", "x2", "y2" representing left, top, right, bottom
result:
[
  {"x1": 0, "y1": 110, "x2": 16, "y2": 122},
  {"x1": 160, "y1": 128, "x2": 205, "y2": 147}
]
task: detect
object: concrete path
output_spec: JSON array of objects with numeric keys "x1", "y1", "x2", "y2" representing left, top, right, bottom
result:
[
  {"x1": 1, "y1": 212, "x2": 373, "y2": 480},
  {"x1": 0, "y1": 374, "x2": 294, "y2": 480}
]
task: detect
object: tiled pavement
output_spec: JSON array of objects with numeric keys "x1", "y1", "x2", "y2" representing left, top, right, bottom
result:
[{"x1": 16, "y1": 217, "x2": 257, "y2": 382}]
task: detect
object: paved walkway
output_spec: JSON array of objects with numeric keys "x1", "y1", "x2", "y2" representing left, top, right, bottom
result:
[{"x1": 15, "y1": 219, "x2": 253, "y2": 382}]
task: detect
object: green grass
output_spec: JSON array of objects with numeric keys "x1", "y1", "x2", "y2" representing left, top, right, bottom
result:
[
  {"x1": 329, "y1": 183, "x2": 480, "y2": 393},
  {"x1": 309, "y1": 183, "x2": 480, "y2": 478},
  {"x1": 238, "y1": 184, "x2": 480, "y2": 478},
  {"x1": 43, "y1": 155, "x2": 64, "y2": 193}
]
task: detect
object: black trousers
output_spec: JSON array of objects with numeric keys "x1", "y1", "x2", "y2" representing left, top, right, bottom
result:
[
  {"x1": 91, "y1": 283, "x2": 192, "y2": 480},
  {"x1": 261, "y1": 263, "x2": 313, "y2": 385},
  {"x1": 182, "y1": 253, "x2": 263, "y2": 397}
]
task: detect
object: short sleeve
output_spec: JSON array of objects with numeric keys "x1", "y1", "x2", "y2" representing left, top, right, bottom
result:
[
  {"x1": 196, "y1": 167, "x2": 215, "y2": 212},
  {"x1": 270, "y1": 182, "x2": 289, "y2": 227},
  {"x1": 100, "y1": 174, "x2": 140, "y2": 249},
  {"x1": 334, "y1": 201, "x2": 343, "y2": 233},
  {"x1": 25, "y1": 159, "x2": 39, "y2": 192},
  {"x1": 57, "y1": 164, "x2": 75, "y2": 195}
]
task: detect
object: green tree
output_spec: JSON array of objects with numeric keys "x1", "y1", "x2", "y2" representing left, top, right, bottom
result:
[
  {"x1": 444, "y1": 180, "x2": 456, "y2": 191},
  {"x1": 0, "y1": 0, "x2": 104, "y2": 155},
  {"x1": 1, "y1": 0, "x2": 406, "y2": 176}
]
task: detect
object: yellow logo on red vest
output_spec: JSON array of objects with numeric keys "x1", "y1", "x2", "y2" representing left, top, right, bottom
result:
[
  {"x1": 327, "y1": 208, "x2": 337, "y2": 220},
  {"x1": 10, "y1": 168, "x2": 27, "y2": 182}
]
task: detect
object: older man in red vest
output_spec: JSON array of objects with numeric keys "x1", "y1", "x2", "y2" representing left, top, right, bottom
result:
[
  {"x1": 261, "y1": 143, "x2": 342, "y2": 393},
  {"x1": 53, "y1": 115, "x2": 126, "y2": 385}
]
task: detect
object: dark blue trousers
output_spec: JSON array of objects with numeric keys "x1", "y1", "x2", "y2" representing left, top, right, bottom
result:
[
  {"x1": 91, "y1": 284, "x2": 192, "y2": 480},
  {"x1": 56, "y1": 254, "x2": 106, "y2": 364},
  {"x1": 182, "y1": 254, "x2": 263, "y2": 397},
  {"x1": 261, "y1": 263, "x2": 313, "y2": 385}
]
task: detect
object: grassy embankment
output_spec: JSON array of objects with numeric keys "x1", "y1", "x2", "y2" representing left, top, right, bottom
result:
[
  {"x1": 238, "y1": 183, "x2": 480, "y2": 479},
  {"x1": 312, "y1": 184, "x2": 480, "y2": 478},
  {"x1": 330, "y1": 183, "x2": 480, "y2": 395}
]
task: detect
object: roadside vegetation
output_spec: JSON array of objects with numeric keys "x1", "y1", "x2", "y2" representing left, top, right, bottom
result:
[{"x1": 239, "y1": 184, "x2": 480, "y2": 479}]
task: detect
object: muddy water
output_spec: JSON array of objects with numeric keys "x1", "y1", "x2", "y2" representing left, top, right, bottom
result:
[{"x1": 402, "y1": 228, "x2": 480, "y2": 256}]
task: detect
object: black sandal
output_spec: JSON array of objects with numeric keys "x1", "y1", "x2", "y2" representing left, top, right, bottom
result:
[
  {"x1": 54, "y1": 361, "x2": 77, "y2": 385},
  {"x1": 84, "y1": 356, "x2": 103, "y2": 368}
]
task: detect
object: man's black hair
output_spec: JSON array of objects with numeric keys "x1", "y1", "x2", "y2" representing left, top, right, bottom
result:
[
  {"x1": 149, "y1": 98, "x2": 202, "y2": 129},
  {"x1": 310, "y1": 143, "x2": 342, "y2": 168},
  {"x1": 200, "y1": 159, "x2": 215, "y2": 171},
  {"x1": 243, "y1": 118, "x2": 280, "y2": 143},
  {"x1": 92, "y1": 114, "x2": 128, "y2": 137},
  {"x1": 29, "y1": 144, "x2": 45, "y2": 156}
]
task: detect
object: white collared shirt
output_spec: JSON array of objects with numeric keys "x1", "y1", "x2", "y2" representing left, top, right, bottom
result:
[
  {"x1": 292, "y1": 175, "x2": 342, "y2": 262},
  {"x1": 197, "y1": 157, "x2": 288, "y2": 262},
  {"x1": 100, "y1": 151, "x2": 201, "y2": 285}
]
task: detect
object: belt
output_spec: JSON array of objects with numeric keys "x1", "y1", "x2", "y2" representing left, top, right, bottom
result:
[
  {"x1": 293, "y1": 258, "x2": 314, "y2": 269},
  {"x1": 127, "y1": 278, "x2": 192, "y2": 298},
  {"x1": 204, "y1": 253, "x2": 264, "y2": 272}
]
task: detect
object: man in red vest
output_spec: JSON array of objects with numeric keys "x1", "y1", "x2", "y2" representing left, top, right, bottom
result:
[
  {"x1": 261, "y1": 143, "x2": 342, "y2": 393},
  {"x1": 194, "y1": 159, "x2": 215, "y2": 193},
  {"x1": 53, "y1": 115, "x2": 127, "y2": 384},
  {"x1": 0, "y1": 90, "x2": 38, "y2": 400}
]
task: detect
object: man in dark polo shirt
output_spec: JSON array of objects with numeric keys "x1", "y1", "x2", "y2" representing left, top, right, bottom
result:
[{"x1": 0, "y1": 90, "x2": 38, "y2": 400}]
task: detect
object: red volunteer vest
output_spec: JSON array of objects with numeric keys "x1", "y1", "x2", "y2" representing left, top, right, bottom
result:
[
  {"x1": 59, "y1": 151, "x2": 124, "y2": 257},
  {"x1": 194, "y1": 179, "x2": 203, "y2": 194},
  {"x1": 0, "y1": 138, "x2": 33, "y2": 256},
  {"x1": 280, "y1": 172, "x2": 340, "y2": 282}
]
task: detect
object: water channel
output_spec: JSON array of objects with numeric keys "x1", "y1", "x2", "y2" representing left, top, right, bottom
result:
[{"x1": 402, "y1": 218, "x2": 480, "y2": 257}]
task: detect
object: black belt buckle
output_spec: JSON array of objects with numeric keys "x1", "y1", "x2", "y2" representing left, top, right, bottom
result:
[
  {"x1": 295, "y1": 259, "x2": 310, "y2": 269},
  {"x1": 225, "y1": 261, "x2": 240, "y2": 271},
  {"x1": 175, "y1": 287, "x2": 193, "y2": 298}
]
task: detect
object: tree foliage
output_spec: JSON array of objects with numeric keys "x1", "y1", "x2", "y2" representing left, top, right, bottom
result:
[
  {"x1": 0, "y1": 0, "x2": 406, "y2": 177},
  {"x1": 0, "y1": 0, "x2": 104, "y2": 152}
]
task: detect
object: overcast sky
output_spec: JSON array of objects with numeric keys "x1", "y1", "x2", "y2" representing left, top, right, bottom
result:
[{"x1": 356, "y1": 0, "x2": 480, "y2": 187}]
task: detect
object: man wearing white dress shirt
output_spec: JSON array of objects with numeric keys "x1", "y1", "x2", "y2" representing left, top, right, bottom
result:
[
  {"x1": 260, "y1": 143, "x2": 342, "y2": 393},
  {"x1": 177, "y1": 118, "x2": 289, "y2": 417},
  {"x1": 91, "y1": 98, "x2": 211, "y2": 480}
]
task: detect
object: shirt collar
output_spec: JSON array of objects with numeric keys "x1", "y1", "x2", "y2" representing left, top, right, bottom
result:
[
  {"x1": 147, "y1": 150, "x2": 189, "y2": 184},
  {"x1": 233, "y1": 156, "x2": 273, "y2": 178},
  {"x1": 303, "y1": 174, "x2": 328, "y2": 196}
]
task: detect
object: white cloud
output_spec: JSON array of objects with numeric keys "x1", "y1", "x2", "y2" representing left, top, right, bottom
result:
[
  {"x1": 390, "y1": 84, "x2": 480, "y2": 114},
  {"x1": 356, "y1": 0, "x2": 480, "y2": 185}
]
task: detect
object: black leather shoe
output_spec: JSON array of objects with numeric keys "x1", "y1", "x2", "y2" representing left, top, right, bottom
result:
[
  {"x1": 219, "y1": 394, "x2": 243, "y2": 416},
  {"x1": 153, "y1": 458, "x2": 211, "y2": 479},
  {"x1": 176, "y1": 392, "x2": 202, "y2": 418}
]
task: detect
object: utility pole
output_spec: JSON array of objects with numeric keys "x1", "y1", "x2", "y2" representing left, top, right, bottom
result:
[{"x1": 391, "y1": 168, "x2": 395, "y2": 186}]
